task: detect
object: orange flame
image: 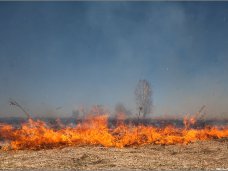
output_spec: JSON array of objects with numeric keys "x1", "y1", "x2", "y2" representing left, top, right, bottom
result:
[{"x1": 0, "y1": 114, "x2": 227, "y2": 150}]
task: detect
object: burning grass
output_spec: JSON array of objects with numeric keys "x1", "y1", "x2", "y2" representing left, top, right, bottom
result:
[
  {"x1": 0, "y1": 114, "x2": 227, "y2": 150},
  {"x1": 0, "y1": 112, "x2": 228, "y2": 170}
]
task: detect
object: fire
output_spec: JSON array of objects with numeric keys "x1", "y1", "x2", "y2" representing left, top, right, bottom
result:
[{"x1": 0, "y1": 114, "x2": 227, "y2": 150}]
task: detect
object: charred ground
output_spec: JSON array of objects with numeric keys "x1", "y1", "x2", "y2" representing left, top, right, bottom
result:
[{"x1": 0, "y1": 117, "x2": 227, "y2": 128}]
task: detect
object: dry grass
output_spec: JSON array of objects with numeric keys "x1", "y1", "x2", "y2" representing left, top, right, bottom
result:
[{"x1": 0, "y1": 139, "x2": 228, "y2": 170}]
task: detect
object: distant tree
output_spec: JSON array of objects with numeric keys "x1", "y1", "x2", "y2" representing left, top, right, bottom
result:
[
  {"x1": 72, "y1": 110, "x2": 80, "y2": 118},
  {"x1": 135, "y1": 79, "x2": 153, "y2": 118},
  {"x1": 90, "y1": 104, "x2": 106, "y2": 115},
  {"x1": 72, "y1": 105, "x2": 87, "y2": 119},
  {"x1": 115, "y1": 103, "x2": 132, "y2": 117}
]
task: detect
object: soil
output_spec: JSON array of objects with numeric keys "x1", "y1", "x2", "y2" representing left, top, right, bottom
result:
[{"x1": 0, "y1": 139, "x2": 227, "y2": 170}]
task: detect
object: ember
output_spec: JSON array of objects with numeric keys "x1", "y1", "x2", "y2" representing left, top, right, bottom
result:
[{"x1": 0, "y1": 113, "x2": 227, "y2": 150}]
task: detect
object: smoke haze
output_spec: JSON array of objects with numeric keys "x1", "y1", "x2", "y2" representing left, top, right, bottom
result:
[{"x1": 0, "y1": 2, "x2": 228, "y2": 118}]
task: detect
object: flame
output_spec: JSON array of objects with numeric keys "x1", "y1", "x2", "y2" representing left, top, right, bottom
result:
[
  {"x1": 0, "y1": 113, "x2": 227, "y2": 150},
  {"x1": 183, "y1": 114, "x2": 197, "y2": 129}
]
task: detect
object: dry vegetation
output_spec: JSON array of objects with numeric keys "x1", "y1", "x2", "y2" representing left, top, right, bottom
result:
[{"x1": 0, "y1": 138, "x2": 227, "y2": 170}]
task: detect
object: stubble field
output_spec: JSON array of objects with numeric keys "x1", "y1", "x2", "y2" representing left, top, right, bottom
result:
[{"x1": 0, "y1": 138, "x2": 227, "y2": 170}]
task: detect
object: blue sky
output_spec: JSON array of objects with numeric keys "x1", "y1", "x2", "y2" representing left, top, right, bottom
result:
[{"x1": 0, "y1": 2, "x2": 228, "y2": 117}]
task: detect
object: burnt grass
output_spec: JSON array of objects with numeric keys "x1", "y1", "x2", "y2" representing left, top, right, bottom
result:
[{"x1": 0, "y1": 117, "x2": 227, "y2": 128}]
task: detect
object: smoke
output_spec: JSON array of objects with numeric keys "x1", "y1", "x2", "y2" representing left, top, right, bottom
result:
[
  {"x1": 114, "y1": 103, "x2": 132, "y2": 118},
  {"x1": 83, "y1": 3, "x2": 228, "y2": 116},
  {"x1": 0, "y1": 3, "x2": 227, "y2": 117}
]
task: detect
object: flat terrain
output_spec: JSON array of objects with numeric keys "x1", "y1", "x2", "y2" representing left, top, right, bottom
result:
[{"x1": 0, "y1": 139, "x2": 227, "y2": 170}]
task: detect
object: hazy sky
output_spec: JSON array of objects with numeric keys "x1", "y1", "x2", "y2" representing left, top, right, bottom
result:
[{"x1": 0, "y1": 2, "x2": 228, "y2": 117}]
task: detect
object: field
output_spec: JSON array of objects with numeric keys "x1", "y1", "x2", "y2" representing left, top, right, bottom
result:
[
  {"x1": 0, "y1": 117, "x2": 227, "y2": 170},
  {"x1": 0, "y1": 138, "x2": 227, "y2": 170}
]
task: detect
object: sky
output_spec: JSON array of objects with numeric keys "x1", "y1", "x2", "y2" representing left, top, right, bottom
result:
[{"x1": 0, "y1": 2, "x2": 228, "y2": 118}]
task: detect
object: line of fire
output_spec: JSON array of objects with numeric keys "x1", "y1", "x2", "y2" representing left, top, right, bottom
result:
[{"x1": 0, "y1": 80, "x2": 227, "y2": 151}]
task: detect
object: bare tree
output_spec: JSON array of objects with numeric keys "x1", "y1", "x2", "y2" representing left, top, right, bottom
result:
[
  {"x1": 115, "y1": 103, "x2": 132, "y2": 117},
  {"x1": 135, "y1": 79, "x2": 153, "y2": 118},
  {"x1": 9, "y1": 98, "x2": 31, "y2": 119},
  {"x1": 72, "y1": 109, "x2": 80, "y2": 118}
]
